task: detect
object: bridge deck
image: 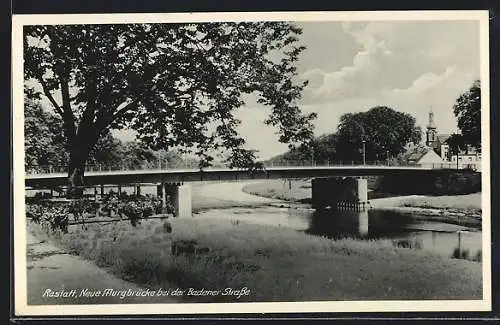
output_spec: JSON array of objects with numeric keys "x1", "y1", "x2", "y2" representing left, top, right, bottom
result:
[{"x1": 25, "y1": 166, "x2": 473, "y2": 188}]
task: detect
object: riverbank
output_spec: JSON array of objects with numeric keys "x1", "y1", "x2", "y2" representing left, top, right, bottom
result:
[
  {"x1": 27, "y1": 216, "x2": 482, "y2": 302},
  {"x1": 242, "y1": 180, "x2": 482, "y2": 228}
]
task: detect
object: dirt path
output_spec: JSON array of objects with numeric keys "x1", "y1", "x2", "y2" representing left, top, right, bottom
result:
[{"x1": 27, "y1": 231, "x2": 178, "y2": 305}]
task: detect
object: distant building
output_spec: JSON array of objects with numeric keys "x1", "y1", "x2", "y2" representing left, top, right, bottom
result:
[
  {"x1": 425, "y1": 109, "x2": 450, "y2": 160},
  {"x1": 424, "y1": 109, "x2": 481, "y2": 171},
  {"x1": 449, "y1": 145, "x2": 481, "y2": 169},
  {"x1": 406, "y1": 145, "x2": 445, "y2": 168}
]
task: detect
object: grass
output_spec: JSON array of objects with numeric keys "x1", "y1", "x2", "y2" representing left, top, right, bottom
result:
[
  {"x1": 242, "y1": 179, "x2": 396, "y2": 204},
  {"x1": 242, "y1": 179, "x2": 312, "y2": 203},
  {"x1": 28, "y1": 216, "x2": 482, "y2": 302},
  {"x1": 401, "y1": 193, "x2": 481, "y2": 211}
]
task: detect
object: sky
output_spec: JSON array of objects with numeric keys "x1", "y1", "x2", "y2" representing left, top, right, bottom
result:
[{"x1": 222, "y1": 20, "x2": 481, "y2": 160}]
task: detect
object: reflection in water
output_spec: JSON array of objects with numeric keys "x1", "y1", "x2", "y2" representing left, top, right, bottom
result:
[
  {"x1": 409, "y1": 230, "x2": 482, "y2": 262},
  {"x1": 305, "y1": 208, "x2": 482, "y2": 260},
  {"x1": 306, "y1": 208, "x2": 416, "y2": 239},
  {"x1": 358, "y1": 209, "x2": 368, "y2": 236}
]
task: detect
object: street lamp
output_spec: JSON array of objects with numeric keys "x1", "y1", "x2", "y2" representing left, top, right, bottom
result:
[
  {"x1": 362, "y1": 139, "x2": 366, "y2": 165},
  {"x1": 311, "y1": 145, "x2": 315, "y2": 166}
]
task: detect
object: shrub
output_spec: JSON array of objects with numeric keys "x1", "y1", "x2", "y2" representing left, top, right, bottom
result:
[
  {"x1": 376, "y1": 172, "x2": 481, "y2": 195},
  {"x1": 28, "y1": 191, "x2": 171, "y2": 232},
  {"x1": 101, "y1": 193, "x2": 167, "y2": 227},
  {"x1": 28, "y1": 203, "x2": 70, "y2": 233}
]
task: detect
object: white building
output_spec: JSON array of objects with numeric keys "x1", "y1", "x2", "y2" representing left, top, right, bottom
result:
[
  {"x1": 406, "y1": 146, "x2": 446, "y2": 168},
  {"x1": 424, "y1": 109, "x2": 481, "y2": 171}
]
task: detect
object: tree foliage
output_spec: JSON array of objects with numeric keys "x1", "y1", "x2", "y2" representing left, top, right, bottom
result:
[
  {"x1": 87, "y1": 132, "x2": 124, "y2": 167},
  {"x1": 25, "y1": 95, "x2": 166, "y2": 171},
  {"x1": 24, "y1": 23, "x2": 316, "y2": 190},
  {"x1": 88, "y1": 137, "x2": 200, "y2": 170},
  {"x1": 24, "y1": 97, "x2": 68, "y2": 170},
  {"x1": 266, "y1": 133, "x2": 338, "y2": 164},
  {"x1": 336, "y1": 106, "x2": 422, "y2": 161},
  {"x1": 445, "y1": 134, "x2": 467, "y2": 157},
  {"x1": 453, "y1": 79, "x2": 481, "y2": 149}
]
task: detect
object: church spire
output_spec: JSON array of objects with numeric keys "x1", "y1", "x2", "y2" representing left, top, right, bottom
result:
[
  {"x1": 427, "y1": 106, "x2": 436, "y2": 129},
  {"x1": 426, "y1": 106, "x2": 437, "y2": 147}
]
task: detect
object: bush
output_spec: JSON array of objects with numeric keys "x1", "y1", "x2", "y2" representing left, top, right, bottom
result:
[
  {"x1": 101, "y1": 193, "x2": 166, "y2": 227},
  {"x1": 27, "y1": 192, "x2": 171, "y2": 231},
  {"x1": 68, "y1": 198, "x2": 99, "y2": 223},
  {"x1": 27, "y1": 203, "x2": 69, "y2": 233},
  {"x1": 375, "y1": 172, "x2": 481, "y2": 195}
]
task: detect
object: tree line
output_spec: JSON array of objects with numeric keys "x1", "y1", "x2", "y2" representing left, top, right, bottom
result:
[
  {"x1": 267, "y1": 80, "x2": 481, "y2": 165},
  {"x1": 267, "y1": 106, "x2": 422, "y2": 165},
  {"x1": 25, "y1": 98, "x2": 202, "y2": 172}
]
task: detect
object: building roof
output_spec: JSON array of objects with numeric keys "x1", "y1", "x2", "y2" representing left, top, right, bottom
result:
[{"x1": 406, "y1": 146, "x2": 433, "y2": 162}]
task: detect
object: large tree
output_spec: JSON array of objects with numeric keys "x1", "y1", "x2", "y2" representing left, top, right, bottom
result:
[
  {"x1": 336, "y1": 106, "x2": 422, "y2": 162},
  {"x1": 24, "y1": 23, "x2": 316, "y2": 195},
  {"x1": 453, "y1": 79, "x2": 481, "y2": 149}
]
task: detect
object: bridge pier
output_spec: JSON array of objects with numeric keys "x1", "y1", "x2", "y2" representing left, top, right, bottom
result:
[
  {"x1": 312, "y1": 177, "x2": 368, "y2": 210},
  {"x1": 157, "y1": 183, "x2": 165, "y2": 208},
  {"x1": 158, "y1": 182, "x2": 192, "y2": 218},
  {"x1": 172, "y1": 184, "x2": 192, "y2": 218}
]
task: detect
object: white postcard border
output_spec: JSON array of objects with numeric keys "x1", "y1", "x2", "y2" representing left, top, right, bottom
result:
[{"x1": 12, "y1": 10, "x2": 492, "y2": 316}]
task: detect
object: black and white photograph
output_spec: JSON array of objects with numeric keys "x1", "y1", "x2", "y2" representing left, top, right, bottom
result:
[{"x1": 12, "y1": 10, "x2": 491, "y2": 315}]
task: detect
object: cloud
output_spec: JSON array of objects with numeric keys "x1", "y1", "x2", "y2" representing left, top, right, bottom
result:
[
  {"x1": 393, "y1": 66, "x2": 457, "y2": 95},
  {"x1": 300, "y1": 20, "x2": 479, "y2": 105},
  {"x1": 301, "y1": 22, "x2": 395, "y2": 102}
]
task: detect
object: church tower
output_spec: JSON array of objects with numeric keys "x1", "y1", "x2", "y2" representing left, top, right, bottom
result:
[{"x1": 426, "y1": 108, "x2": 437, "y2": 147}]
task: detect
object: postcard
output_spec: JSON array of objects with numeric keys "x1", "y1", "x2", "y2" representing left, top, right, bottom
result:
[{"x1": 12, "y1": 10, "x2": 491, "y2": 316}]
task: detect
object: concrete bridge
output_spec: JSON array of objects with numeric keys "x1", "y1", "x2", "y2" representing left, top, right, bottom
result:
[{"x1": 25, "y1": 165, "x2": 476, "y2": 218}]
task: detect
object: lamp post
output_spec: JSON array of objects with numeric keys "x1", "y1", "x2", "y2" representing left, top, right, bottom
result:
[
  {"x1": 362, "y1": 139, "x2": 366, "y2": 165},
  {"x1": 311, "y1": 145, "x2": 315, "y2": 166}
]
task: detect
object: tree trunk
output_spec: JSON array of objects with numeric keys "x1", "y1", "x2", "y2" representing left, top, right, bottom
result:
[
  {"x1": 67, "y1": 137, "x2": 94, "y2": 198},
  {"x1": 67, "y1": 152, "x2": 87, "y2": 198},
  {"x1": 67, "y1": 165, "x2": 85, "y2": 198}
]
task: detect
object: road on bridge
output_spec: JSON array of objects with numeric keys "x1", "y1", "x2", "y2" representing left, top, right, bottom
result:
[{"x1": 25, "y1": 165, "x2": 471, "y2": 189}]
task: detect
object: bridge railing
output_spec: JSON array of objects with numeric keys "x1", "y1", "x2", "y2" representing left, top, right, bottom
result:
[{"x1": 25, "y1": 159, "x2": 479, "y2": 176}]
